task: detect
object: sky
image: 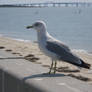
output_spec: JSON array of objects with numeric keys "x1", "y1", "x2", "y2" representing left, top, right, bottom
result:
[{"x1": 0, "y1": 0, "x2": 92, "y2": 4}]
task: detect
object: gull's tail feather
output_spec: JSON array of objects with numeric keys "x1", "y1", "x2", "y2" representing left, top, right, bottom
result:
[
  {"x1": 79, "y1": 59, "x2": 91, "y2": 69},
  {"x1": 66, "y1": 59, "x2": 91, "y2": 69}
]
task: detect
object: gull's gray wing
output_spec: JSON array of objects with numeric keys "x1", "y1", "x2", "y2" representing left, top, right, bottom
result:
[
  {"x1": 46, "y1": 41, "x2": 81, "y2": 65},
  {"x1": 54, "y1": 40, "x2": 70, "y2": 51}
]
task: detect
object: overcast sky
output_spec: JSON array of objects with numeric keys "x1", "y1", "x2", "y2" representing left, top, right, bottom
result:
[{"x1": 0, "y1": 0, "x2": 92, "y2": 4}]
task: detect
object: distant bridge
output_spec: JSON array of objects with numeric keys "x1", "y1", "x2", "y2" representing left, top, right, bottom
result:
[
  {"x1": 1, "y1": 2, "x2": 92, "y2": 8},
  {"x1": 22, "y1": 2, "x2": 92, "y2": 7}
]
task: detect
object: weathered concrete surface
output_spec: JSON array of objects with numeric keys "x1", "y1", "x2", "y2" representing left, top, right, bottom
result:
[
  {"x1": 0, "y1": 50, "x2": 92, "y2": 92},
  {"x1": 0, "y1": 69, "x2": 2, "y2": 92}
]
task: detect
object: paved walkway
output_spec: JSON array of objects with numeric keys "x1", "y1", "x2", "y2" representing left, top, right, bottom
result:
[{"x1": 0, "y1": 50, "x2": 92, "y2": 92}]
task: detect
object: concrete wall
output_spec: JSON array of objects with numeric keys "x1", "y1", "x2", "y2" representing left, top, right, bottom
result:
[
  {"x1": 0, "y1": 69, "x2": 45, "y2": 92},
  {"x1": 0, "y1": 69, "x2": 2, "y2": 92},
  {"x1": 0, "y1": 50, "x2": 92, "y2": 92}
]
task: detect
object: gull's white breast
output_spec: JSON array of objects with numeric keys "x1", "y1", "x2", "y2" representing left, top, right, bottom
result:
[{"x1": 38, "y1": 37, "x2": 59, "y2": 60}]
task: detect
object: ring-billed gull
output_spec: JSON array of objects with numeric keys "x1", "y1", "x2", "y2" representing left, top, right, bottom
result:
[{"x1": 26, "y1": 21, "x2": 91, "y2": 74}]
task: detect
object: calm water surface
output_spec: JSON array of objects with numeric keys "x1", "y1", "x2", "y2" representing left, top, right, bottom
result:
[{"x1": 0, "y1": 7, "x2": 92, "y2": 52}]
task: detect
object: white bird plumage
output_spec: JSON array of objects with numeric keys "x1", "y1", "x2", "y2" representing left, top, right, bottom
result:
[{"x1": 26, "y1": 21, "x2": 90, "y2": 74}]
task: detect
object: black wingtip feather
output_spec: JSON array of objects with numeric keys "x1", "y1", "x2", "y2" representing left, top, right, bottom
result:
[{"x1": 80, "y1": 59, "x2": 91, "y2": 69}]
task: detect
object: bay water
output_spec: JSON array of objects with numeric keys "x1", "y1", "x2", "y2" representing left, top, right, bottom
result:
[{"x1": 0, "y1": 7, "x2": 92, "y2": 52}]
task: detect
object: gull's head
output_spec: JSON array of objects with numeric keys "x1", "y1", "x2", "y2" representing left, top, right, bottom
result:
[{"x1": 26, "y1": 21, "x2": 46, "y2": 32}]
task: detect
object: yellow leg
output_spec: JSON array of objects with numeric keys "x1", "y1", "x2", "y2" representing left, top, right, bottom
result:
[
  {"x1": 54, "y1": 61, "x2": 57, "y2": 74},
  {"x1": 49, "y1": 60, "x2": 53, "y2": 74}
]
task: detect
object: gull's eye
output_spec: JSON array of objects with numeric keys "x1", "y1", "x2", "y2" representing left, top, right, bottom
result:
[{"x1": 34, "y1": 23, "x2": 39, "y2": 27}]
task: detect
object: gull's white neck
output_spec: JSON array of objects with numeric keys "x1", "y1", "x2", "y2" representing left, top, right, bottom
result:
[{"x1": 37, "y1": 26, "x2": 49, "y2": 43}]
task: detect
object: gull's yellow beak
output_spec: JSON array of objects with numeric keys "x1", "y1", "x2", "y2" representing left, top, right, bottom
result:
[{"x1": 26, "y1": 25, "x2": 33, "y2": 29}]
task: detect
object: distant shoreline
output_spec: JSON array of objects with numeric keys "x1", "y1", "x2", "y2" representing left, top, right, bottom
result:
[
  {"x1": 0, "y1": 5, "x2": 37, "y2": 8},
  {"x1": 0, "y1": 34, "x2": 92, "y2": 54},
  {"x1": 0, "y1": 35, "x2": 92, "y2": 55}
]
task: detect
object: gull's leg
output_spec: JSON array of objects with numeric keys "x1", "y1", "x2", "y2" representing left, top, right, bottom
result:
[
  {"x1": 49, "y1": 59, "x2": 53, "y2": 74},
  {"x1": 54, "y1": 61, "x2": 57, "y2": 74}
]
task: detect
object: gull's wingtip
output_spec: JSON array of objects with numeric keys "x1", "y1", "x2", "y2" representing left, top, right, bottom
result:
[{"x1": 80, "y1": 59, "x2": 91, "y2": 69}]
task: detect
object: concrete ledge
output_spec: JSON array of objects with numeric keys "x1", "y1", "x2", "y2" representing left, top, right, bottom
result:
[
  {"x1": 0, "y1": 50, "x2": 92, "y2": 92},
  {"x1": 0, "y1": 55, "x2": 47, "y2": 92},
  {"x1": 2, "y1": 71, "x2": 45, "y2": 92},
  {"x1": 0, "y1": 69, "x2": 2, "y2": 92}
]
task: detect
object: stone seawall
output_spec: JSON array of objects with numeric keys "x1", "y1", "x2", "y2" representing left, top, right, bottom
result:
[{"x1": 0, "y1": 50, "x2": 92, "y2": 92}]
